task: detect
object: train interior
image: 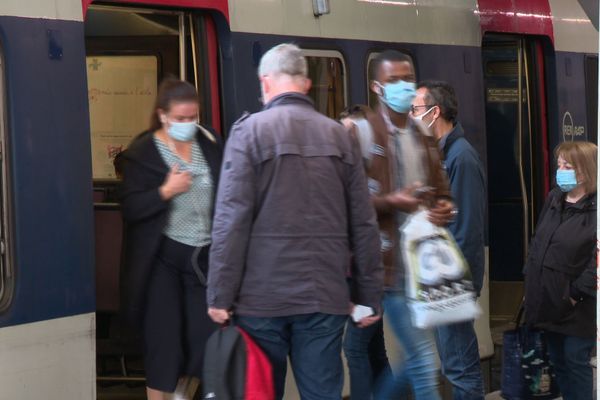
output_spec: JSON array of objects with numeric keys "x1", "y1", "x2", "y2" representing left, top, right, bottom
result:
[
  {"x1": 85, "y1": 4, "x2": 593, "y2": 399},
  {"x1": 483, "y1": 34, "x2": 551, "y2": 325},
  {"x1": 85, "y1": 5, "x2": 202, "y2": 398}
]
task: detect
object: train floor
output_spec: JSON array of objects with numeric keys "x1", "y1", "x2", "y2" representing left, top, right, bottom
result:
[{"x1": 97, "y1": 322, "x2": 595, "y2": 399}]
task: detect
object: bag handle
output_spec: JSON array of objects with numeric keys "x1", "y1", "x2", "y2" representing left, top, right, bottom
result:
[{"x1": 514, "y1": 299, "x2": 525, "y2": 328}]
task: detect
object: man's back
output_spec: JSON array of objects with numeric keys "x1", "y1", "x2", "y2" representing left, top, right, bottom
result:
[
  {"x1": 208, "y1": 93, "x2": 381, "y2": 318},
  {"x1": 247, "y1": 94, "x2": 358, "y2": 235}
]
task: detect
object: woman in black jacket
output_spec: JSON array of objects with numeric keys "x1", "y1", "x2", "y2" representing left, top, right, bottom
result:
[
  {"x1": 120, "y1": 79, "x2": 222, "y2": 399},
  {"x1": 524, "y1": 141, "x2": 597, "y2": 400}
]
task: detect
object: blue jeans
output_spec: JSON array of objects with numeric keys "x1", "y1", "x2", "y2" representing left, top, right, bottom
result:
[
  {"x1": 376, "y1": 292, "x2": 440, "y2": 400},
  {"x1": 343, "y1": 317, "x2": 392, "y2": 399},
  {"x1": 545, "y1": 331, "x2": 595, "y2": 400},
  {"x1": 435, "y1": 321, "x2": 484, "y2": 399},
  {"x1": 236, "y1": 313, "x2": 347, "y2": 400}
]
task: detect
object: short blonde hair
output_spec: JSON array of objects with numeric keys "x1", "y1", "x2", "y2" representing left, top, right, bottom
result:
[{"x1": 555, "y1": 141, "x2": 598, "y2": 194}]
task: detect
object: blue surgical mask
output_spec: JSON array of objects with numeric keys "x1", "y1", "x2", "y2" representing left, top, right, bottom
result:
[
  {"x1": 377, "y1": 80, "x2": 416, "y2": 113},
  {"x1": 168, "y1": 121, "x2": 197, "y2": 142},
  {"x1": 556, "y1": 169, "x2": 578, "y2": 192}
]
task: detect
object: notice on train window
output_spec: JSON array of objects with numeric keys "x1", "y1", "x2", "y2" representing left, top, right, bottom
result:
[
  {"x1": 486, "y1": 88, "x2": 519, "y2": 103},
  {"x1": 87, "y1": 55, "x2": 158, "y2": 180}
]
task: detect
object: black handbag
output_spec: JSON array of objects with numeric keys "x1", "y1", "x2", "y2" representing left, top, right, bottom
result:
[{"x1": 501, "y1": 308, "x2": 561, "y2": 399}]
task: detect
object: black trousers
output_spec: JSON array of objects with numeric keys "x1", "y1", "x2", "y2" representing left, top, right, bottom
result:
[{"x1": 143, "y1": 237, "x2": 217, "y2": 392}]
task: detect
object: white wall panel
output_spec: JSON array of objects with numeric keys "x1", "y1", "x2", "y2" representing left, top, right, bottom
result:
[
  {"x1": 0, "y1": 0, "x2": 83, "y2": 21},
  {"x1": 0, "y1": 313, "x2": 96, "y2": 400},
  {"x1": 229, "y1": 0, "x2": 481, "y2": 47},
  {"x1": 549, "y1": 0, "x2": 598, "y2": 54}
]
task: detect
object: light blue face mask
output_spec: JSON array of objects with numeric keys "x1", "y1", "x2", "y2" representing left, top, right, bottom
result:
[
  {"x1": 168, "y1": 121, "x2": 197, "y2": 142},
  {"x1": 377, "y1": 80, "x2": 417, "y2": 113},
  {"x1": 556, "y1": 169, "x2": 578, "y2": 192}
]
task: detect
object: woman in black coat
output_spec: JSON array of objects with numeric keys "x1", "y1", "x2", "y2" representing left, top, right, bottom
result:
[
  {"x1": 120, "y1": 79, "x2": 222, "y2": 399},
  {"x1": 524, "y1": 141, "x2": 597, "y2": 400}
]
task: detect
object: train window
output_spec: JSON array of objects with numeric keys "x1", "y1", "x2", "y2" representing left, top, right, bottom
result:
[
  {"x1": 301, "y1": 50, "x2": 347, "y2": 119},
  {"x1": 366, "y1": 52, "x2": 380, "y2": 108},
  {"x1": 584, "y1": 55, "x2": 598, "y2": 145},
  {"x1": 0, "y1": 49, "x2": 14, "y2": 313},
  {"x1": 86, "y1": 5, "x2": 205, "y2": 182}
]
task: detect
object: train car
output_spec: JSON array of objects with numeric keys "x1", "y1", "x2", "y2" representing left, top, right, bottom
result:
[{"x1": 0, "y1": 0, "x2": 596, "y2": 398}]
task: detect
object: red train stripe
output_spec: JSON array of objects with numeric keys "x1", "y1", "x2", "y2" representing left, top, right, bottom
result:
[
  {"x1": 477, "y1": 0, "x2": 554, "y2": 42},
  {"x1": 535, "y1": 41, "x2": 550, "y2": 196},
  {"x1": 205, "y1": 15, "x2": 222, "y2": 134}
]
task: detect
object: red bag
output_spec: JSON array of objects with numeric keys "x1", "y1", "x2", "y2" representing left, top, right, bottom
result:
[{"x1": 203, "y1": 325, "x2": 275, "y2": 400}]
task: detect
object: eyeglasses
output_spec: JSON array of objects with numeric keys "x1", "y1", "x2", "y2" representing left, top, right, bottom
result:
[{"x1": 409, "y1": 104, "x2": 435, "y2": 114}]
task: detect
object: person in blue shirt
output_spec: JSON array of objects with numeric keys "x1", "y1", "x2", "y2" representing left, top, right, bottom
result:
[{"x1": 411, "y1": 80, "x2": 486, "y2": 399}]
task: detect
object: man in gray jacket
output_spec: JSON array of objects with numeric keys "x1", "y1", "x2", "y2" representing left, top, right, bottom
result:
[{"x1": 207, "y1": 43, "x2": 383, "y2": 400}]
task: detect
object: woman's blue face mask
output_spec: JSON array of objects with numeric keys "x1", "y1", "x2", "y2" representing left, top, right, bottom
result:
[
  {"x1": 376, "y1": 80, "x2": 416, "y2": 113},
  {"x1": 556, "y1": 169, "x2": 578, "y2": 192}
]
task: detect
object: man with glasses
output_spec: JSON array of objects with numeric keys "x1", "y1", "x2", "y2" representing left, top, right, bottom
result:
[
  {"x1": 411, "y1": 80, "x2": 486, "y2": 399},
  {"x1": 346, "y1": 50, "x2": 455, "y2": 399}
]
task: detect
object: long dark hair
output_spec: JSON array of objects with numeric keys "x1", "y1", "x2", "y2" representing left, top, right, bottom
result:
[{"x1": 149, "y1": 78, "x2": 199, "y2": 132}]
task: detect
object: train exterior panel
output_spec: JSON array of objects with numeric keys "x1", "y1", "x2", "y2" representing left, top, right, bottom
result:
[
  {"x1": 0, "y1": 0, "x2": 596, "y2": 397},
  {"x1": 0, "y1": 1, "x2": 95, "y2": 398}
]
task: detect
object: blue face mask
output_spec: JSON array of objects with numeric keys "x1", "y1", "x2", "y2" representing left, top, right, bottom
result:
[
  {"x1": 377, "y1": 80, "x2": 416, "y2": 113},
  {"x1": 167, "y1": 121, "x2": 197, "y2": 142},
  {"x1": 556, "y1": 169, "x2": 578, "y2": 192}
]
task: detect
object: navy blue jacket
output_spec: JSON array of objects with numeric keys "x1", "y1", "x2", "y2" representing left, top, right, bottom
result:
[{"x1": 440, "y1": 123, "x2": 486, "y2": 295}]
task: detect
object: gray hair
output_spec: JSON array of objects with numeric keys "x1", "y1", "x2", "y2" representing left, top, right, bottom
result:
[{"x1": 258, "y1": 43, "x2": 307, "y2": 78}]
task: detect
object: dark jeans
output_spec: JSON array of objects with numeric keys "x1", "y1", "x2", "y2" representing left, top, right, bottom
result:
[
  {"x1": 545, "y1": 331, "x2": 595, "y2": 400},
  {"x1": 435, "y1": 320, "x2": 484, "y2": 400},
  {"x1": 343, "y1": 318, "x2": 392, "y2": 399},
  {"x1": 236, "y1": 313, "x2": 347, "y2": 400}
]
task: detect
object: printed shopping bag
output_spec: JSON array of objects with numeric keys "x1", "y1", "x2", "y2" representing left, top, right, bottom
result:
[{"x1": 400, "y1": 210, "x2": 481, "y2": 328}]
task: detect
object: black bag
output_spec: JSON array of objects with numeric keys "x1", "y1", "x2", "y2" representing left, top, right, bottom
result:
[{"x1": 501, "y1": 308, "x2": 561, "y2": 399}]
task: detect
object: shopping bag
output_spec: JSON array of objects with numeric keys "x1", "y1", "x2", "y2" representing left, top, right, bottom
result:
[
  {"x1": 501, "y1": 309, "x2": 560, "y2": 399},
  {"x1": 400, "y1": 210, "x2": 481, "y2": 328}
]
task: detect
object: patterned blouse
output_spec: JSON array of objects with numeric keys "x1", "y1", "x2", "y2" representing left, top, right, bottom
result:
[{"x1": 154, "y1": 136, "x2": 213, "y2": 247}]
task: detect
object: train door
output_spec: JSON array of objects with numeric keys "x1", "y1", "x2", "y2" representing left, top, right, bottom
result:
[
  {"x1": 83, "y1": 4, "x2": 219, "y2": 395},
  {"x1": 482, "y1": 35, "x2": 551, "y2": 317}
]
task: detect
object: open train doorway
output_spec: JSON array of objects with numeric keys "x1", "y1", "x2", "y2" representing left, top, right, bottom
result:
[
  {"x1": 84, "y1": 4, "x2": 219, "y2": 398},
  {"x1": 482, "y1": 34, "x2": 551, "y2": 324}
]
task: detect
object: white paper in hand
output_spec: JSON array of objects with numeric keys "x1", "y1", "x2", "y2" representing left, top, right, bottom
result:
[{"x1": 351, "y1": 305, "x2": 375, "y2": 323}]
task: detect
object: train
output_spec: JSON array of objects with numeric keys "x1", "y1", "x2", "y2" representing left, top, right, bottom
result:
[{"x1": 0, "y1": 0, "x2": 596, "y2": 398}]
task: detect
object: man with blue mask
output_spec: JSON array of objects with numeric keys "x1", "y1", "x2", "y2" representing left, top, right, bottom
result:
[
  {"x1": 346, "y1": 50, "x2": 454, "y2": 399},
  {"x1": 412, "y1": 80, "x2": 486, "y2": 399}
]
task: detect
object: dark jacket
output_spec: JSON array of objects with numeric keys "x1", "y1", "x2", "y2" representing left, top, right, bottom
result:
[
  {"x1": 207, "y1": 93, "x2": 383, "y2": 317},
  {"x1": 440, "y1": 123, "x2": 486, "y2": 295},
  {"x1": 523, "y1": 187, "x2": 597, "y2": 338},
  {"x1": 362, "y1": 107, "x2": 451, "y2": 287},
  {"x1": 120, "y1": 126, "x2": 222, "y2": 328}
]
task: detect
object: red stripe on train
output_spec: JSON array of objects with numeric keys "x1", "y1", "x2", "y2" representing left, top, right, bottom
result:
[
  {"x1": 205, "y1": 15, "x2": 222, "y2": 134},
  {"x1": 477, "y1": 0, "x2": 554, "y2": 42}
]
